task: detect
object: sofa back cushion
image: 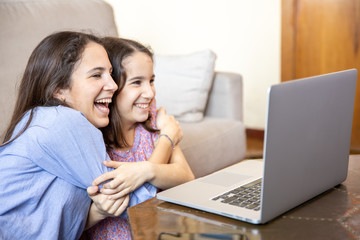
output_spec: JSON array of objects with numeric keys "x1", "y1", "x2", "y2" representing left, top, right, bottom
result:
[
  {"x1": 0, "y1": 0, "x2": 118, "y2": 139},
  {"x1": 154, "y1": 49, "x2": 216, "y2": 122}
]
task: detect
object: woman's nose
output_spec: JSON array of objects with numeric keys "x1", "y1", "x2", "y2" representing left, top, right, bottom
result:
[{"x1": 104, "y1": 75, "x2": 118, "y2": 92}]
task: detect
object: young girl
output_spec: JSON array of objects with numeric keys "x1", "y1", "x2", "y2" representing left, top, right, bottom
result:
[{"x1": 85, "y1": 37, "x2": 195, "y2": 239}]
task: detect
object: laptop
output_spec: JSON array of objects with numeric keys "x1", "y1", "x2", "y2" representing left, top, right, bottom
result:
[{"x1": 157, "y1": 69, "x2": 357, "y2": 224}]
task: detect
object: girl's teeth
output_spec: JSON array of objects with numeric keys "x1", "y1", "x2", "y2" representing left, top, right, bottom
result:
[{"x1": 135, "y1": 104, "x2": 149, "y2": 109}]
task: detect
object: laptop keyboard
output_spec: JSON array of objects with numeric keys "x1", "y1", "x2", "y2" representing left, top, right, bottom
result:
[{"x1": 211, "y1": 179, "x2": 262, "y2": 211}]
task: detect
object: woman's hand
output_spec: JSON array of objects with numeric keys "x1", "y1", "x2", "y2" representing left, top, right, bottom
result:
[
  {"x1": 85, "y1": 185, "x2": 129, "y2": 229},
  {"x1": 91, "y1": 161, "x2": 153, "y2": 200},
  {"x1": 87, "y1": 185, "x2": 129, "y2": 217},
  {"x1": 156, "y1": 107, "x2": 182, "y2": 145}
]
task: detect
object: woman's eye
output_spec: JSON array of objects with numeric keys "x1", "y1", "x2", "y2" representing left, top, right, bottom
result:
[
  {"x1": 91, "y1": 73, "x2": 101, "y2": 78},
  {"x1": 150, "y1": 78, "x2": 155, "y2": 85}
]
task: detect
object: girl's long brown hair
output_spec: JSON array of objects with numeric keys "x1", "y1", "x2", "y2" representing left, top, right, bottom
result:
[
  {"x1": 101, "y1": 37, "x2": 157, "y2": 149},
  {"x1": 2, "y1": 31, "x2": 103, "y2": 146}
]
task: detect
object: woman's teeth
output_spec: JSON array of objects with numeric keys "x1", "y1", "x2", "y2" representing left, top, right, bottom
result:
[{"x1": 95, "y1": 98, "x2": 112, "y2": 104}]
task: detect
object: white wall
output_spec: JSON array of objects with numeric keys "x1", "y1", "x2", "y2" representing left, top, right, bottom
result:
[{"x1": 104, "y1": 0, "x2": 281, "y2": 129}]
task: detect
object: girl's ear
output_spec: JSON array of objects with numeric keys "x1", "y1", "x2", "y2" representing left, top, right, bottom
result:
[{"x1": 53, "y1": 88, "x2": 68, "y2": 103}]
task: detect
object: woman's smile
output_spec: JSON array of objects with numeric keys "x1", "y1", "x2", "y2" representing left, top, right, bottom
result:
[{"x1": 95, "y1": 98, "x2": 112, "y2": 114}]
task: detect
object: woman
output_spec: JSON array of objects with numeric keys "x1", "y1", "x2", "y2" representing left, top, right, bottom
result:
[{"x1": 0, "y1": 31, "x2": 182, "y2": 240}]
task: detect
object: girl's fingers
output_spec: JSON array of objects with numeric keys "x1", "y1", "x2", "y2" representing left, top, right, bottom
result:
[
  {"x1": 93, "y1": 161, "x2": 126, "y2": 186},
  {"x1": 100, "y1": 187, "x2": 119, "y2": 195},
  {"x1": 103, "y1": 177, "x2": 124, "y2": 189},
  {"x1": 92, "y1": 171, "x2": 115, "y2": 186},
  {"x1": 156, "y1": 107, "x2": 167, "y2": 129},
  {"x1": 157, "y1": 107, "x2": 166, "y2": 115},
  {"x1": 106, "y1": 187, "x2": 132, "y2": 200},
  {"x1": 103, "y1": 160, "x2": 123, "y2": 168}
]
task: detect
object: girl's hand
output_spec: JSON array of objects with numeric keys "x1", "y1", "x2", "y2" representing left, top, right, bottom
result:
[
  {"x1": 86, "y1": 185, "x2": 129, "y2": 228},
  {"x1": 156, "y1": 107, "x2": 182, "y2": 145},
  {"x1": 92, "y1": 161, "x2": 153, "y2": 199}
]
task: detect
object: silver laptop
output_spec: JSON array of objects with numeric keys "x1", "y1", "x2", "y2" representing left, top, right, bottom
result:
[{"x1": 157, "y1": 69, "x2": 357, "y2": 224}]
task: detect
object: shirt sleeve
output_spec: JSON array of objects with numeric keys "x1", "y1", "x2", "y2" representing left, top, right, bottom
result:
[{"x1": 26, "y1": 107, "x2": 112, "y2": 189}]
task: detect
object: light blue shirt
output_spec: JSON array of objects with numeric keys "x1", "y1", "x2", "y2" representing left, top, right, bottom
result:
[{"x1": 0, "y1": 106, "x2": 156, "y2": 240}]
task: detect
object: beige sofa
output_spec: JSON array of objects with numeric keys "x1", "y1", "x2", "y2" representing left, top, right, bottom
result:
[{"x1": 0, "y1": 0, "x2": 246, "y2": 178}]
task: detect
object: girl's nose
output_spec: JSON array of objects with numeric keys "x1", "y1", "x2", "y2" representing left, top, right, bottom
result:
[{"x1": 142, "y1": 83, "x2": 155, "y2": 99}]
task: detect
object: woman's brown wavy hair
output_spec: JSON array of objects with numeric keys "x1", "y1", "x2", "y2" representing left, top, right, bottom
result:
[{"x1": 2, "y1": 31, "x2": 103, "y2": 146}]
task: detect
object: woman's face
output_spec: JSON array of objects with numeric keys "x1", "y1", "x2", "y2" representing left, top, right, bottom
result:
[
  {"x1": 116, "y1": 51, "x2": 155, "y2": 130},
  {"x1": 57, "y1": 41, "x2": 118, "y2": 128}
]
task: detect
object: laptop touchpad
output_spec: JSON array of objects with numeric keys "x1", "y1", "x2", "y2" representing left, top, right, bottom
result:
[{"x1": 199, "y1": 172, "x2": 252, "y2": 187}]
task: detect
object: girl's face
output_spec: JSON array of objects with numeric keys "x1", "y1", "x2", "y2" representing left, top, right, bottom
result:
[
  {"x1": 116, "y1": 51, "x2": 155, "y2": 130},
  {"x1": 56, "y1": 42, "x2": 118, "y2": 128}
]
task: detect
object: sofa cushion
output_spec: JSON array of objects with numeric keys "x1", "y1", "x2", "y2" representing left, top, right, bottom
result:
[
  {"x1": 179, "y1": 117, "x2": 246, "y2": 178},
  {"x1": 154, "y1": 50, "x2": 216, "y2": 122}
]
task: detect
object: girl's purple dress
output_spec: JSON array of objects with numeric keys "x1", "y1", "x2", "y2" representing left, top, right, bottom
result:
[{"x1": 86, "y1": 100, "x2": 159, "y2": 240}]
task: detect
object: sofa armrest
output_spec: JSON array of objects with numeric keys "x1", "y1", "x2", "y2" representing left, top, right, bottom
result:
[{"x1": 205, "y1": 72, "x2": 243, "y2": 121}]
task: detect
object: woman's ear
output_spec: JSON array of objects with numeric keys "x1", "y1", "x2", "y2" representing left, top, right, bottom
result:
[{"x1": 53, "y1": 88, "x2": 68, "y2": 103}]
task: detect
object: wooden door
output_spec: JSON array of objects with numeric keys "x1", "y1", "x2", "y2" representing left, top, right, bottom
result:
[{"x1": 282, "y1": 0, "x2": 360, "y2": 152}]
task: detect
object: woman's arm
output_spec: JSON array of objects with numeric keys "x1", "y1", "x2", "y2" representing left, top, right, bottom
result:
[{"x1": 30, "y1": 107, "x2": 113, "y2": 189}]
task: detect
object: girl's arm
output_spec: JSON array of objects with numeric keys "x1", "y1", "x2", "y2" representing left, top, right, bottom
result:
[
  {"x1": 146, "y1": 146, "x2": 195, "y2": 189},
  {"x1": 92, "y1": 109, "x2": 194, "y2": 198},
  {"x1": 146, "y1": 106, "x2": 195, "y2": 187},
  {"x1": 108, "y1": 145, "x2": 194, "y2": 189},
  {"x1": 85, "y1": 107, "x2": 184, "y2": 221},
  {"x1": 149, "y1": 107, "x2": 183, "y2": 164},
  {"x1": 93, "y1": 145, "x2": 194, "y2": 199}
]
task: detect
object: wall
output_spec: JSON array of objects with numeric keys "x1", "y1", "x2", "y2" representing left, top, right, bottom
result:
[{"x1": 104, "y1": 0, "x2": 281, "y2": 129}]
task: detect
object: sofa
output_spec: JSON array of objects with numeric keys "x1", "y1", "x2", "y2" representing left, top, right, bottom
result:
[{"x1": 0, "y1": 0, "x2": 246, "y2": 178}]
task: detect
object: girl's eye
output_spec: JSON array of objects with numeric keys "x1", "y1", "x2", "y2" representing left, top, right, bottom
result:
[
  {"x1": 150, "y1": 78, "x2": 155, "y2": 85},
  {"x1": 132, "y1": 80, "x2": 141, "y2": 85}
]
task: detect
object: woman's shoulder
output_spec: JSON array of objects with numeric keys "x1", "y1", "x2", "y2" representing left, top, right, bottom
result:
[
  {"x1": 20, "y1": 106, "x2": 98, "y2": 142},
  {"x1": 27, "y1": 106, "x2": 94, "y2": 133},
  {"x1": 34, "y1": 106, "x2": 87, "y2": 124},
  {"x1": 2, "y1": 106, "x2": 87, "y2": 153}
]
